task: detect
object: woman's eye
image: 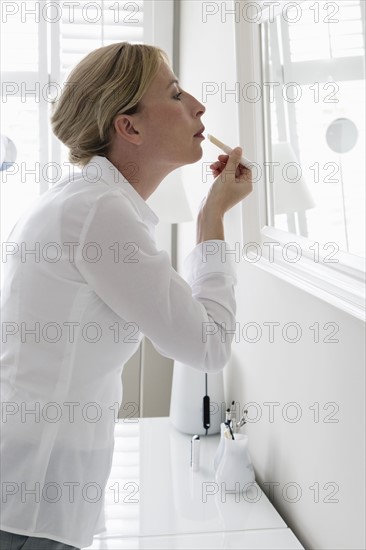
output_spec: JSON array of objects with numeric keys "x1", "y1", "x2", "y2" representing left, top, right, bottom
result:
[{"x1": 174, "y1": 92, "x2": 183, "y2": 100}]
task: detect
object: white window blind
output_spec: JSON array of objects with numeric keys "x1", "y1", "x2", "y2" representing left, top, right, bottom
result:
[
  {"x1": 287, "y1": 0, "x2": 364, "y2": 61},
  {"x1": 256, "y1": 0, "x2": 306, "y2": 22},
  {"x1": 60, "y1": 0, "x2": 144, "y2": 75}
]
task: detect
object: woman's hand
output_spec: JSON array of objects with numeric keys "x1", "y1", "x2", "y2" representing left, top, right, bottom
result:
[
  {"x1": 196, "y1": 147, "x2": 253, "y2": 244},
  {"x1": 201, "y1": 147, "x2": 253, "y2": 217}
]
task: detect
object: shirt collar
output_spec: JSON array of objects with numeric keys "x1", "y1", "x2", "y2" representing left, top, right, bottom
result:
[{"x1": 86, "y1": 155, "x2": 160, "y2": 227}]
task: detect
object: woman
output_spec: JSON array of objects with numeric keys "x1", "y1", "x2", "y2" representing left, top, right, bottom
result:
[{"x1": 0, "y1": 42, "x2": 252, "y2": 549}]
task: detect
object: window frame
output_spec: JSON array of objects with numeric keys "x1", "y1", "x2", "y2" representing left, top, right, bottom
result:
[{"x1": 235, "y1": 0, "x2": 366, "y2": 321}]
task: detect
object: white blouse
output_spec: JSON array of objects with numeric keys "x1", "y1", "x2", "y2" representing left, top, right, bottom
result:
[{"x1": 0, "y1": 155, "x2": 238, "y2": 548}]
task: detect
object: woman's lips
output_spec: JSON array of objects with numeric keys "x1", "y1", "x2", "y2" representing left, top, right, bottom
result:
[{"x1": 194, "y1": 126, "x2": 205, "y2": 138}]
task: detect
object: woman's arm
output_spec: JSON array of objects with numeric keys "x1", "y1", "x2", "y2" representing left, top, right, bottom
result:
[
  {"x1": 74, "y1": 189, "x2": 238, "y2": 373},
  {"x1": 197, "y1": 147, "x2": 252, "y2": 244}
]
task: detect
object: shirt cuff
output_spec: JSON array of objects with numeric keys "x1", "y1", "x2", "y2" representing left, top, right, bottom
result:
[{"x1": 182, "y1": 239, "x2": 238, "y2": 286}]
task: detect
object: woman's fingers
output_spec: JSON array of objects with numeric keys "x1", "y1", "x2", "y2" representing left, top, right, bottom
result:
[
  {"x1": 210, "y1": 159, "x2": 228, "y2": 170},
  {"x1": 236, "y1": 163, "x2": 246, "y2": 178},
  {"x1": 210, "y1": 152, "x2": 243, "y2": 178},
  {"x1": 210, "y1": 163, "x2": 224, "y2": 174},
  {"x1": 210, "y1": 154, "x2": 229, "y2": 167}
]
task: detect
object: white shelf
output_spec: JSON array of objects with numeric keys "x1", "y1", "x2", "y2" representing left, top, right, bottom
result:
[{"x1": 86, "y1": 417, "x2": 304, "y2": 549}]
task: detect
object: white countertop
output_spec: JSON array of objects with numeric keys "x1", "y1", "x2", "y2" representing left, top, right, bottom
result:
[{"x1": 86, "y1": 417, "x2": 304, "y2": 549}]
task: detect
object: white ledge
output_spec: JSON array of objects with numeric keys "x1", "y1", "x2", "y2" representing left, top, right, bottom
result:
[{"x1": 250, "y1": 226, "x2": 366, "y2": 321}]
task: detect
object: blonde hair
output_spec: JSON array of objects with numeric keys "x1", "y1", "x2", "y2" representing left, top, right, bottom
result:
[{"x1": 50, "y1": 42, "x2": 169, "y2": 167}]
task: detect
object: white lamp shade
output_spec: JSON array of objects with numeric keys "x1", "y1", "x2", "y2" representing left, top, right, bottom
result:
[
  {"x1": 146, "y1": 169, "x2": 193, "y2": 223},
  {"x1": 272, "y1": 141, "x2": 315, "y2": 215}
]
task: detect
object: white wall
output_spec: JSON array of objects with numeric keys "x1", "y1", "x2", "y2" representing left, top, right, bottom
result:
[
  {"x1": 178, "y1": 1, "x2": 365, "y2": 549},
  {"x1": 229, "y1": 260, "x2": 365, "y2": 550}
]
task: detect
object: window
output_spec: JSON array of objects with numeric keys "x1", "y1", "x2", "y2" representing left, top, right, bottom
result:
[
  {"x1": 263, "y1": 0, "x2": 365, "y2": 257},
  {"x1": 236, "y1": 0, "x2": 365, "y2": 319}
]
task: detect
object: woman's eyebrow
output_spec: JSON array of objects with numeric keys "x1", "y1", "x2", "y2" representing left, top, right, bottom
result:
[{"x1": 167, "y1": 79, "x2": 179, "y2": 89}]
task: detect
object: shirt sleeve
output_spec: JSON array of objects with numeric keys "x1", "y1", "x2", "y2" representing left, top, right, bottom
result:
[{"x1": 74, "y1": 188, "x2": 238, "y2": 373}]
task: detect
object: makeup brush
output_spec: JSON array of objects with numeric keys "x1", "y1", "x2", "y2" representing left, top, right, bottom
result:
[{"x1": 207, "y1": 134, "x2": 253, "y2": 169}]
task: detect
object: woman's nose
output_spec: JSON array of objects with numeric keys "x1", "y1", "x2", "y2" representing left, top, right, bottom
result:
[{"x1": 194, "y1": 96, "x2": 206, "y2": 117}]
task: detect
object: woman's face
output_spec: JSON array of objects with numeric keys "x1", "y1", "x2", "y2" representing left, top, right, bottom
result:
[{"x1": 134, "y1": 61, "x2": 206, "y2": 168}]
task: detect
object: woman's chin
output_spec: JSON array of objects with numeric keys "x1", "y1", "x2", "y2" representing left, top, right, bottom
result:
[
  {"x1": 191, "y1": 144, "x2": 204, "y2": 163},
  {"x1": 174, "y1": 145, "x2": 204, "y2": 167}
]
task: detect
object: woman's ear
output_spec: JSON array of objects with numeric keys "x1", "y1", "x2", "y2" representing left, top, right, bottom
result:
[{"x1": 113, "y1": 115, "x2": 142, "y2": 145}]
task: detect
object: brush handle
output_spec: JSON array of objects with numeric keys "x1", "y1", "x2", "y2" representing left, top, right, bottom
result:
[{"x1": 207, "y1": 133, "x2": 253, "y2": 169}]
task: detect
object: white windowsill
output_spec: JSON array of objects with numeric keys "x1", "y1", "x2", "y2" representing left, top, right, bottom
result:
[{"x1": 249, "y1": 225, "x2": 366, "y2": 321}]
